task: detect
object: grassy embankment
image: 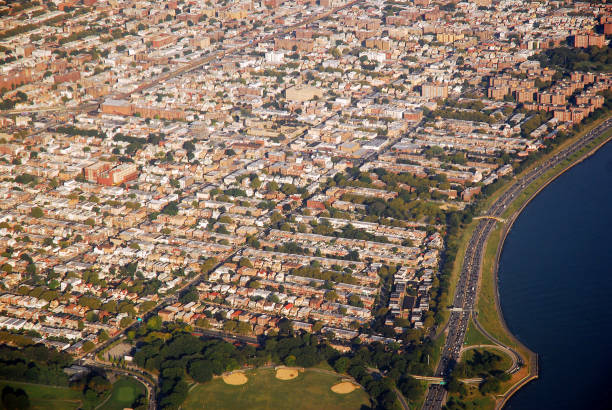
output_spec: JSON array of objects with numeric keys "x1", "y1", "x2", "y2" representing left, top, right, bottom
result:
[{"x1": 463, "y1": 318, "x2": 493, "y2": 346}]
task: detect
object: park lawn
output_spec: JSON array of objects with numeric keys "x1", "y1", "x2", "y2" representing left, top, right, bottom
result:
[
  {"x1": 103, "y1": 377, "x2": 146, "y2": 410},
  {"x1": 311, "y1": 360, "x2": 336, "y2": 372},
  {"x1": 0, "y1": 380, "x2": 88, "y2": 410},
  {"x1": 183, "y1": 368, "x2": 370, "y2": 410}
]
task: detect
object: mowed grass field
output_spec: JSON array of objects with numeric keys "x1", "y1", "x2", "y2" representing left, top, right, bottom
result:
[
  {"x1": 104, "y1": 377, "x2": 146, "y2": 410},
  {"x1": 0, "y1": 380, "x2": 85, "y2": 410},
  {"x1": 183, "y1": 368, "x2": 370, "y2": 410}
]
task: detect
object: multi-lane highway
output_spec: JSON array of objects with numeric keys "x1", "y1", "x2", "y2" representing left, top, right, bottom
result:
[{"x1": 422, "y1": 117, "x2": 612, "y2": 409}]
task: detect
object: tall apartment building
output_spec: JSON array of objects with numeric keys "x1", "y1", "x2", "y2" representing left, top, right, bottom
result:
[
  {"x1": 83, "y1": 162, "x2": 111, "y2": 182},
  {"x1": 421, "y1": 83, "x2": 448, "y2": 99}
]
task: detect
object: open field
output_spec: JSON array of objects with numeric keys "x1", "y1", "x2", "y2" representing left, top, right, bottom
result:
[
  {"x1": 103, "y1": 342, "x2": 132, "y2": 361},
  {"x1": 103, "y1": 377, "x2": 146, "y2": 410},
  {"x1": 183, "y1": 368, "x2": 370, "y2": 410},
  {"x1": 0, "y1": 380, "x2": 88, "y2": 410}
]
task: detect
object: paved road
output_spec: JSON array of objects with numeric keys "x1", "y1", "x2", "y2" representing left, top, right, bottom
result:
[{"x1": 422, "y1": 118, "x2": 612, "y2": 410}]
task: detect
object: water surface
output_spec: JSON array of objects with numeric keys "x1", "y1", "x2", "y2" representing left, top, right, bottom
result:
[{"x1": 499, "y1": 141, "x2": 612, "y2": 409}]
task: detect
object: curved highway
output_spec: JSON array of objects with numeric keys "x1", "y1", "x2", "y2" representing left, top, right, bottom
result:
[{"x1": 422, "y1": 117, "x2": 612, "y2": 409}]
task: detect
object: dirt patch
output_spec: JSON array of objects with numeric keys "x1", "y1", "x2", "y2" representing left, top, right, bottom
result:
[
  {"x1": 222, "y1": 372, "x2": 248, "y2": 385},
  {"x1": 331, "y1": 381, "x2": 359, "y2": 394},
  {"x1": 275, "y1": 368, "x2": 299, "y2": 380}
]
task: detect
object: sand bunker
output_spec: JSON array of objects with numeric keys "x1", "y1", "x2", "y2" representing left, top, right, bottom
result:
[
  {"x1": 275, "y1": 368, "x2": 299, "y2": 380},
  {"x1": 222, "y1": 372, "x2": 248, "y2": 385},
  {"x1": 331, "y1": 381, "x2": 359, "y2": 394}
]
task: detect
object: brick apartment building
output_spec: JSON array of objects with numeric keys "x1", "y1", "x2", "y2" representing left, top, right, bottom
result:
[
  {"x1": 572, "y1": 33, "x2": 605, "y2": 48},
  {"x1": 96, "y1": 163, "x2": 139, "y2": 186}
]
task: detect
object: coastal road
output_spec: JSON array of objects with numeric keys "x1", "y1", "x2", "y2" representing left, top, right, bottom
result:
[{"x1": 422, "y1": 117, "x2": 612, "y2": 410}]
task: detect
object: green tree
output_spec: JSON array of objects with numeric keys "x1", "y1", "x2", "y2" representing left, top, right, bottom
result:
[
  {"x1": 333, "y1": 356, "x2": 350, "y2": 374},
  {"x1": 98, "y1": 330, "x2": 109, "y2": 342},
  {"x1": 30, "y1": 207, "x2": 43, "y2": 218},
  {"x1": 267, "y1": 181, "x2": 279, "y2": 191},
  {"x1": 161, "y1": 201, "x2": 179, "y2": 216},
  {"x1": 324, "y1": 290, "x2": 338, "y2": 302},
  {"x1": 147, "y1": 315, "x2": 162, "y2": 330},
  {"x1": 479, "y1": 376, "x2": 500, "y2": 394},
  {"x1": 179, "y1": 290, "x2": 198, "y2": 304},
  {"x1": 238, "y1": 257, "x2": 253, "y2": 268},
  {"x1": 1, "y1": 386, "x2": 30, "y2": 410},
  {"x1": 284, "y1": 355, "x2": 296, "y2": 366},
  {"x1": 120, "y1": 317, "x2": 131, "y2": 328},
  {"x1": 188, "y1": 360, "x2": 213, "y2": 383},
  {"x1": 82, "y1": 341, "x2": 95, "y2": 352},
  {"x1": 195, "y1": 318, "x2": 211, "y2": 328}
]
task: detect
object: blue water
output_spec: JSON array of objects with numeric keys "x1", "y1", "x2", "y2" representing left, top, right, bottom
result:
[{"x1": 498, "y1": 141, "x2": 612, "y2": 410}]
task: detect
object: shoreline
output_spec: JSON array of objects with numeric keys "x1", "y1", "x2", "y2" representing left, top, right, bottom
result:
[{"x1": 485, "y1": 125, "x2": 612, "y2": 409}]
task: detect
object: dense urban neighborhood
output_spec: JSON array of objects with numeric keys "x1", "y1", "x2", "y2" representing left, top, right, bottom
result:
[{"x1": 0, "y1": 0, "x2": 610, "y2": 408}]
